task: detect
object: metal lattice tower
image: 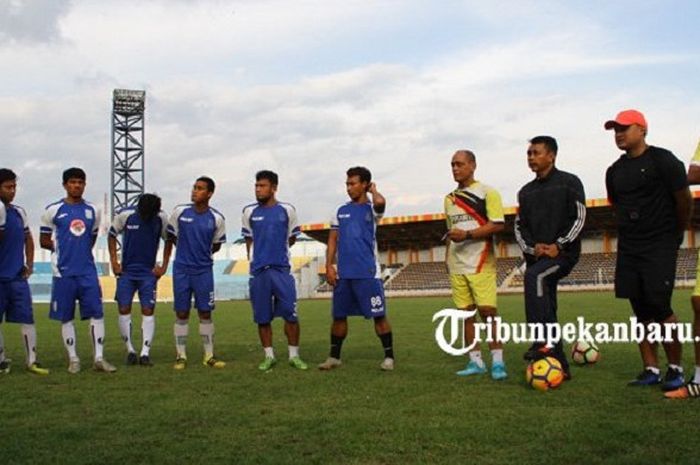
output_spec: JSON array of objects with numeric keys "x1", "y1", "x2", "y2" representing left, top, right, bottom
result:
[{"x1": 111, "y1": 89, "x2": 146, "y2": 218}]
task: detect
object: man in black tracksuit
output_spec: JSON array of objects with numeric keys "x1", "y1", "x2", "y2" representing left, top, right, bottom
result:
[{"x1": 515, "y1": 135, "x2": 586, "y2": 379}]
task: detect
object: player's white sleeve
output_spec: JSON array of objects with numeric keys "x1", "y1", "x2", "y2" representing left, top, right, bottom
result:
[
  {"x1": 330, "y1": 205, "x2": 340, "y2": 230},
  {"x1": 159, "y1": 211, "x2": 170, "y2": 240},
  {"x1": 241, "y1": 205, "x2": 253, "y2": 238},
  {"x1": 109, "y1": 209, "x2": 129, "y2": 237},
  {"x1": 283, "y1": 203, "x2": 301, "y2": 238},
  {"x1": 16, "y1": 205, "x2": 30, "y2": 233},
  {"x1": 40, "y1": 202, "x2": 60, "y2": 236},
  {"x1": 168, "y1": 205, "x2": 185, "y2": 239},
  {"x1": 0, "y1": 202, "x2": 6, "y2": 230},
  {"x1": 213, "y1": 210, "x2": 227, "y2": 244},
  {"x1": 85, "y1": 202, "x2": 100, "y2": 237}
]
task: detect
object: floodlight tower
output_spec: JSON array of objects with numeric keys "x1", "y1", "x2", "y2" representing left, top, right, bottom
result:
[{"x1": 111, "y1": 89, "x2": 146, "y2": 218}]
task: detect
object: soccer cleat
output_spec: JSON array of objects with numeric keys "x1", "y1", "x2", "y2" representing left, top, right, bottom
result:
[
  {"x1": 380, "y1": 358, "x2": 394, "y2": 371},
  {"x1": 0, "y1": 359, "x2": 11, "y2": 374},
  {"x1": 664, "y1": 381, "x2": 700, "y2": 399},
  {"x1": 203, "y1": 355, "x2": 226, "y2": 369},
  {"x1": 318, "y1": 357, "x2": 342, "y2": 371},
  {"x1": 456, "y1": 360, "x2": 487, "y2": 377},
  {"x1": 27, "y1": 362, "x2": 50, "y2": 376},
  {"x1": 258, "y1": 357, "x2": 277, "y2": 371},
  {"x1": 289, "y1": 356, "x2": 308, "y2": 370},
  {"x1": 661, "y1": 367, "x2": 685, "y2": 392},
  {"x1": 173, "y1": 356, "x2": 187, "y2": 370},
  {"x1": 491, "y1": 362, "x2": 507, "y2": 380},
  {"x1": 523, "y1": 345, "x2": 550, "y2": 361},
  {"x1": 93, "y1": 358, "x2": 117, "y2": 373},
  {"x1": 126, "y1": 352, "x2": 138, "y2": 365},
  {"x1": 628, "y1": 369, "x2": 661, "y2": 386},
  {"x1": 68, "y1": 358, "x2": 81, "y2": 374},
  {"x1": 139, "y1": 355, "x2": 153, "y2": 366}
]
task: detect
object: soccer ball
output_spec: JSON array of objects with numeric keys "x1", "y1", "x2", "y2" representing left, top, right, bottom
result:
[
  {"x1": 571, "y1": 340, "x2": 600, "y2": 365},
  {"x1": 526, "y1": 356, "x2": 564, "y2": 391}
]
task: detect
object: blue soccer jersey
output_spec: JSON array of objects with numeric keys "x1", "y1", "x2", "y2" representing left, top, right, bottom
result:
[
  {"x1": 40, "y1": 200, "x2": 100, "y2": 277},
  {"x1": 241, "y1": 202, "x2": 300, "y2": 275},
  {"x1": 168, "y1": 204, "x2": 226, "y2": 274},
  {"x1": 110, "y1": 207, "x2": 169, "y2": 278},
  {"x1": 0, "y1": 203, "x2": 30, "y2": 280},
  {"x1": 331, "y1": 201, "x2": 383, "y2": 279}
]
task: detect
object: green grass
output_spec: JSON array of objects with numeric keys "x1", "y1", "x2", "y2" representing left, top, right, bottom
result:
[{"x1": 1, "y1": 291, "x2": 699, "y2": 465}]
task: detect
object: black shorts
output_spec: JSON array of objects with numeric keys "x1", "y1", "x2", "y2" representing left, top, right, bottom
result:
[{"x1": 615, "y1": 251, "x2": 676, "y2": 322}]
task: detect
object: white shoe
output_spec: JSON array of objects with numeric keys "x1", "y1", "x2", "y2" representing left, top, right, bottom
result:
[
  {"x1": 68, "y1": 358, "x2": 81, "y2": 374},
  {"x1": 318, "y1": 357, "x2": 342, "y2": 371},
  {"x1": 93, "y1": 358, "x2": 117, "y2": 373},
  {"x1": 380, "y1": 358, "x2": 394, "y2": 371}
]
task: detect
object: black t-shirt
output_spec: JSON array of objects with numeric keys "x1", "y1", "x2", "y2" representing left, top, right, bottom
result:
[{"x1": 605, "y1": 145, "x2": 687, "y2": 253}]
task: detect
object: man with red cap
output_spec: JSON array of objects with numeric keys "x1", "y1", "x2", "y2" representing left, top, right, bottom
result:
[{"x1": 605, "y1": 109, "x2": 692, "y2": 391}]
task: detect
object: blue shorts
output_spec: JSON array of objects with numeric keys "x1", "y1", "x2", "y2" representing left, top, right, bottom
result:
[
  {"x1": 115, "y1": 274, "x2": 158, "y2": 310},
  {"x1": 0, "y1": 278, "x2": 34, "y2": 324},
  {"x1": 49, "y1": 274, "x2": 104, "y2": 322},
  {"x1": 173, "y1": 269, "x2": 214, "y2": 313},
  {"x1": 332, "y1": 278, "x2": 387, "y2": 320},
  {"x1": 249, "y1": 268, "x2": 297, "y2": 324}
]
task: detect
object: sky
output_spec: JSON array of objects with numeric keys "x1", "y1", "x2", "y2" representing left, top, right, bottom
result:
[{"x1": 2, "y1": 0, "x2": 699, "y2": 236}]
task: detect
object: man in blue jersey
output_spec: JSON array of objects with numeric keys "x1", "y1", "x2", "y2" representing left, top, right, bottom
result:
[
  {"x1": 242, "y1": 170, "x2": 308, "y2": 371},
  {"x1": 109, "y1": 193, "x2": 171, "y2": 366},
  {"x1": 40, "y1": 167, "x2": 116, "y2": 374},
  {"x1": 0, "y1": 169, "x2": 49, "y2": 375},
  {"x1": 168, "y1": 176, "x2": 227, "y2": 370},
  {"x1": 319, "y1": 167, "x2": 395, "y2": 371}
]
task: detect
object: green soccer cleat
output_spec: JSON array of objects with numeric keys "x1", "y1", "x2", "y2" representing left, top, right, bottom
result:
[
  {"x1": 289, "y1": 356, "x2": 308, "y2": 370},
  {"x1": 258, "y1": 357, "x2": 277, "y2": 371},
  {"x1": 173, "y1": 356, "x2": 187, "y2": 370},
  {"x1": 203, "y1": 355, "x2": 226, "y2": 369},
  {"x1": 27, "y1": 362, "x2": 50, "y2": 376}
]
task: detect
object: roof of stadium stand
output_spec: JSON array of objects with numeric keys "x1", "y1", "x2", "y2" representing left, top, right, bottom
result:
[{"x1": 301, "y1": 192, "x2": 700, "y2": 251}]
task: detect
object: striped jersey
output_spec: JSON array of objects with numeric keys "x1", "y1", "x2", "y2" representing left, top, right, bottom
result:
[{"x1": 444, "y1": 181, "x2": 504, "y2": 275}]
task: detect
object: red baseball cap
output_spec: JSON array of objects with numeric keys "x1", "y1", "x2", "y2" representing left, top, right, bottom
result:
[{"x1": 604, "y1": 109, "x2": 647, "y2": 130}]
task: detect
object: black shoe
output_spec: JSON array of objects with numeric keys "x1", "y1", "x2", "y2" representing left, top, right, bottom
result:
[
  {"x1": 628, "y1": 369, "x2": 662, "y2": 386},
  {"x1": 662, "y1": 367, "x2": 685, "y2": 392},
  {"x1": 139, "y1": 355, "x2": 153, "y2": 366},
  {"x1": 523, "y1": 345, "x2": 550, "y2": 361},
  {"x1": 126, "y1": 352, "x2": 138, "y2": 365}
]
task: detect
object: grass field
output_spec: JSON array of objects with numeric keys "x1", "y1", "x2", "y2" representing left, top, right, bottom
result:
[{"x1": 1, "y1": 290, "x2": 699, "y2": 465}]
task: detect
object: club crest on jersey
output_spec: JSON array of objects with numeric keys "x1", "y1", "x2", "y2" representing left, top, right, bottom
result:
[{"x1": 69, "y1": 219, "x2": 86, "y2": 236}]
